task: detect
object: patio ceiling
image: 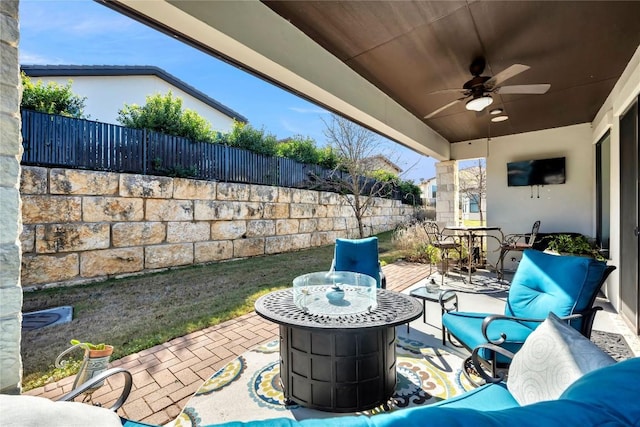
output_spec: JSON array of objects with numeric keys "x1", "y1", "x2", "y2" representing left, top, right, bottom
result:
[{"x1": 101, "y1": 1, "x2": 640, "y2": 157}]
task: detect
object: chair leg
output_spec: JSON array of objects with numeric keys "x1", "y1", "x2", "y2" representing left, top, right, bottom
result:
[
  {"x1": 497, "y1": 248, "x2": 508, "y2": 281},
  {"x1": 491, "y1": 351, "x2": 497, "y2": 378},
  {"x1": 440, "y1": 250, "x2": 450, "y2": 285}
]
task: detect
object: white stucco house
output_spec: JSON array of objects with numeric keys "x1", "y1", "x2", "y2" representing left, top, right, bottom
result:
[
  {"x1": 418, "y1": 177, "x2": 437, "y2": 207},
  {"x1": 20, "y1": 64, "x2": 247, "y2": 132}
]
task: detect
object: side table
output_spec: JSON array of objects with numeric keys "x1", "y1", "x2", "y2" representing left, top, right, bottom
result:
[{"x1": 409, "y1": 287, "x2": 458, "y2": 344}]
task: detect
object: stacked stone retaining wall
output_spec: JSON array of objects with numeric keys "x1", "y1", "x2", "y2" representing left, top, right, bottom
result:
[{"x1": 20, "y1": 166, "x2": 413, "y2": 288}]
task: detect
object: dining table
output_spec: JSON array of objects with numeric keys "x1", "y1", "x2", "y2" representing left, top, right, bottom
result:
[{"x1": 443, "y1": 225, "x2": 504, "y2": 283}]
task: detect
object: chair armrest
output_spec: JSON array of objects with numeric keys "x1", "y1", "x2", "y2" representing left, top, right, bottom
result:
[
  {"x1": 438, "y1": 289, "x2": 459, "y2": 313},
  {"x1": 502, "y1": 233, "x2": 529, "y2": 246},
  {"x1": 481, "y1": 313, "x2": 583, "y2": 345},
  {"x1": 58, "y1": 368, "x2": 133, "y2": 411},
  {"x1": 471, "y1": 343, "x2": 515, "y2": 383},
  {"x1": 379, "y1": 266, "x2": 386, "y2": 289}
]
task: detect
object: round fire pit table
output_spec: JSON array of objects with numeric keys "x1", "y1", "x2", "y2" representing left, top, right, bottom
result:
[{"x1": 254, "y1": 273, "x2": 422, "y2": 413}]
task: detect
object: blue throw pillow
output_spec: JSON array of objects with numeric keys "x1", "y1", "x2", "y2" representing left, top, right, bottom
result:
[{"x1": 559, "y1": 357, "x2": 640, "y2": 426}]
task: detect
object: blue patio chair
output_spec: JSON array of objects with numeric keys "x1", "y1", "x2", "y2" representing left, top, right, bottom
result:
[
  {"x1": 330, "y1": 237, "x2": 386, "y2": 288},
  {"x1": 441, "y1": 249, "x2": 615, "y2": 379}
]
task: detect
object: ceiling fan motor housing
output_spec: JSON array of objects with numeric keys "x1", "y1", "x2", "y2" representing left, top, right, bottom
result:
[{"x1": 463, "y1": 75, "x2": 491, "y2": 97}]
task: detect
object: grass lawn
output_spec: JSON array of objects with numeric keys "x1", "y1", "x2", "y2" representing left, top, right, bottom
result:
[{"x1": 21, "y1": 231, "x2": 407, "y2": 390}]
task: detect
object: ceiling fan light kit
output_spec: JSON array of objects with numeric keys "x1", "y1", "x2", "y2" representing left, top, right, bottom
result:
[
  {"x1": 466, "y1": 95, "x2": 493, "y2": 111},
  {"x1": 424, "y1": 57, "x2": 550, "y2": 119}
]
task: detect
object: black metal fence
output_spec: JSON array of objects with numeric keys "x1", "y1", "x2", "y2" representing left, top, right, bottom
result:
[{"x1": 20, "y1": 109, "x2": 420, "y2": 204}]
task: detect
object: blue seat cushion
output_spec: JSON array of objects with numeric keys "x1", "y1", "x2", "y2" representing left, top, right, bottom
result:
[
  {"x1": 334, "y1": 237, "x2": 382, "y2": 288},
  {"x1": 442, "y1": 311, "x2": 535, "y2": 361},
  {"x1": 558, "y1": 357, "x2": 640, "y2": 425},
  {"x1": 121, "y1": 419, "x2": 158, "y2": 427},
  {"x1": 429, "y1": 382, "x2": 518, "y2": 410},
  {"x1": 506, "y1": 250, "x2": 607, "y2": 329}
]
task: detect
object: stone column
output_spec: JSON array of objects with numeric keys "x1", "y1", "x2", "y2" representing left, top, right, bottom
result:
[
  {"x1": 435, "y1": 160, "x2": 459, "y2": 227},
  {"x1": 0, "y1": 0, "x2": 23, "y2": 394}
]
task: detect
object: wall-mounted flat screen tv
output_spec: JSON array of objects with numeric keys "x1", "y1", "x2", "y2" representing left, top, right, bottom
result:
[{"x1": 507, "y1": 157, "x2": 566, "y2": 187}]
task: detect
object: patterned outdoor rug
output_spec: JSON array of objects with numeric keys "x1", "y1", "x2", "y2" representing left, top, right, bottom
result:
[
  {"x1": 427, "y1": 269, "x2": 511, "y2": 295},
  {"x1": 591, "y1": 330, "x2": 635, "y2": 361},
  {"x1": 167, "y1": 337, "x2": 475, "y2": 427}
]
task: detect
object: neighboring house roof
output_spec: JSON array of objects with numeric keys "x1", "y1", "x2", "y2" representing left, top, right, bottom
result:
[
  {"x1": 362, "y1": 155, "x2": 402, "y2": 174},
  {"x1": 20, "y1": 64, "x2": 248, "y2": 123}
]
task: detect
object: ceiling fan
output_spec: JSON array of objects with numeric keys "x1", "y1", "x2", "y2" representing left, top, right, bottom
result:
[{"x1": 423, "y1": 57, "x2": 551, "y2": 119}]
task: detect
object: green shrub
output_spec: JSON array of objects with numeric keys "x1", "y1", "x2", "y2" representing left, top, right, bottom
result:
[
  {"x1": 546, "y1": 234, "x2": 604, "y2": 260},
  {"x1": 21, "y1": 72, "x2": 88, "y2": 118},
  {"x1": 275, "y1": 135, "x2": 320, "y2": 164},
  {"x1": 219, "y1": 121, "x2": 278, "y2": 156},
  {"x1": 316, "y1": 146, "x2": 339, "y2": 169},
  {"x1": 117, "y1": 91, "x2": 217, "y2": 143},
  {"x1": 398, "y1": 179, "x2": 421, "y2": 200},
  {"x1": 392, "y1": 222, "x2": 438, "y2": 263},
  {"x1": 370, "y1": 170, "x2": 399, "y2": 183}
]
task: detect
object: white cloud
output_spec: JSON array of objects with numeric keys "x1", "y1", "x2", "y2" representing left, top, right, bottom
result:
[
  {"x1": 279, "y1": 118, "x2": 325, "y2": 141},
  {"x1": 19, "y1": 51, "x2": 65, "y2": 65},
  {"x1": 280, "y1": 118, "x2": 304, "y2": 135},
  {"x1": 288, "y1": 106, "x2": 330, "y2": 114}
]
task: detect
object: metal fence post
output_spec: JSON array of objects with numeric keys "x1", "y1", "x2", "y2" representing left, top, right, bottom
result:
[{"x1": 142, "y1": 128, "x2": 147, "y2": 175}]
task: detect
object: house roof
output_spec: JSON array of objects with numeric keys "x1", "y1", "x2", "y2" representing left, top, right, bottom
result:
[
  {"x1": 20, "y1": 64, "x2": 248, "y2": 123},
  {"x1": 363, "y1": 155, "x2": 403, "y2": 174}
]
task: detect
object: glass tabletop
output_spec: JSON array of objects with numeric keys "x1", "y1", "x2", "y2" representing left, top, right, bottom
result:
[
  {"x1": 293, "y1": 271, "x2": 377, "y2": 316},
  {"x1": 410, "y1": 286, "x2": 456, "y2": 302}
]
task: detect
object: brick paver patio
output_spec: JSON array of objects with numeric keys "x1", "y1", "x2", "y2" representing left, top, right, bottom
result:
[{"x1": 25, "y1": 261, "x2": 433, "y2": 425}]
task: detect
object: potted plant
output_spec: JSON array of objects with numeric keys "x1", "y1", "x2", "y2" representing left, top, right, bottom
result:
[
  {"x1": 55, "y1": 339, "x2": 114, "y2": 395},
  {"x1": 545, "y1": 234, "x2": 605, "y2": 260}
]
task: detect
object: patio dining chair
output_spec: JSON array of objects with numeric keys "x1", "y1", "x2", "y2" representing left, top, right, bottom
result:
[
  {"x1": 441, "y1": 249, "x2": 615, "y2": 380},
  {"x1": 497, "y1": 220, "x2": 541, "y2": 280},
  {"x1": 329, "y1": 236, "x2": 386, "y2": 288},
  {"x1": 423, "y1": 221, "x2": 462, "y2": 285}
]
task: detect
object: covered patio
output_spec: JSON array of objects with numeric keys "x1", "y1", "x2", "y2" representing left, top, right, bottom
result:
[
  {"x1": 96, "y1": 0, "x2": 640, "y2": 338},
  {"x1": 1, "y1": 0, "x2": 639, "y2": 419}
]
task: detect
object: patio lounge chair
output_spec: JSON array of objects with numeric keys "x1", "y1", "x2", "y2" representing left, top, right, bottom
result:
[
  {"x1": 441, "y1": 249, "x2": 615, "y2": 379},
  {"x1": 329, "y1": 237, "x2": 386, "y2": 288}
]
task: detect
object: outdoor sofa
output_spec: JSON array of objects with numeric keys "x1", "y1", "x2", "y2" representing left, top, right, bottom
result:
[{"x1": 2, "y1": 312, "x2": 639, "y2": 427}]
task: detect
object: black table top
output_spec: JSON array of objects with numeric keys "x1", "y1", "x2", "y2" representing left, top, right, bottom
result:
[{"x1": 255, "y1": 288, "x2": 423, "y2": 330}]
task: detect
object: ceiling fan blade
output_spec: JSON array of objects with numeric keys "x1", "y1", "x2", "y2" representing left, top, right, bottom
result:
[
  {"x1": 427, "y1": 88, "x2": 467, "y2": 96},
  {"x1": 485, "y1": 64, "x2": 530, "y2": 89},
  {"x1": 423, "y1": 99, "x2": 464, "y2": 119},
  {"x1": 495, "y1": 84, "x2": 551, "y2": 95}
]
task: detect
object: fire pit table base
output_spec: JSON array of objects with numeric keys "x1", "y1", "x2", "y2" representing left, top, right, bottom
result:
[
  {"x1": 279, "y1": 324, "x2": 396, "y2": 412},
  {"x1": 254, "y1": 284, "x2": 422, "y2": 412}
]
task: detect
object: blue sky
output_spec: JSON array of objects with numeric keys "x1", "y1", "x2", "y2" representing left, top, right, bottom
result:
[{"x1": 19, "y1": 0, "x2": 437, "y2": 181}]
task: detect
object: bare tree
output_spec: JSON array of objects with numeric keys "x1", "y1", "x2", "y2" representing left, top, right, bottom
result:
[
  {"x1": 317, "y1": 114, "x2": 396, "y2": 238},
  {"x1": 458, "y1": 159, "x2": 486, "y2": 223}
]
